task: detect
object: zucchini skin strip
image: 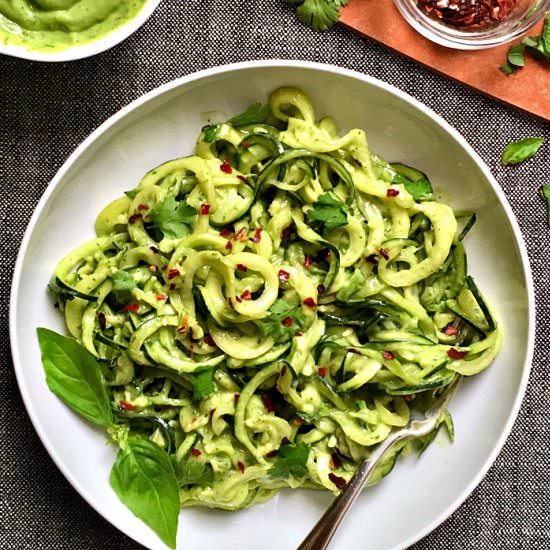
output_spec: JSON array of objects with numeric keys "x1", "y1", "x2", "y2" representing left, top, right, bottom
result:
[{"x1": 48, "y1": 86, "x2": 501, "y2": 510}]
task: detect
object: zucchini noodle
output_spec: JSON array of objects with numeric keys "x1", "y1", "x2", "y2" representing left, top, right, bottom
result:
[{"x1": 50, "y1": 87, "x2": 501, "y2": 509}]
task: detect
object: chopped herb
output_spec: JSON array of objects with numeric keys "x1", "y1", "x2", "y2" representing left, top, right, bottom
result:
[
  {"x1": 112, "y1": 270, "x2": 137, "y2": 292},
  {"x1": 306, "y1": 192, "x2": 348, "y2": 231},
  {"x1": 288, "y1": 0, "x2": 350, "y2": 31},
  {"x1": 507, "y1": 43, "x2": 525, "y2": 67},
  {"x1": 191, "y1": 369, "x2": 215, "y2": 400},
  {"x1": 268, "y1": 443, "x2": 310, "y2": 479},
  {"x1": 500, "y1": 62, "x2": 516, "y2": 75},
  {"x1": 259, "y1": 299, "x2": 306, "y2": 342},
  {"x1": 124, "y1": 189, "x2": 139, "y2": 199},
  {"x1": 202, "y1": 124, "x2": 219, "y2": 143},
  {"x1": 501, "y1": 137, "x2": 544, "y2": 165},
  {"x1": 175, "y1": 456, "x2": 214, "y2": 486},
  {"x1": 540, "y1": 185, "x2": 550, "y2": 226},
  {"x1": 227, "y1": 102, "x2": 270, "y2": 127},
  {"x1": 149, "y1": 196, "x2": 196, "y2": 239}
]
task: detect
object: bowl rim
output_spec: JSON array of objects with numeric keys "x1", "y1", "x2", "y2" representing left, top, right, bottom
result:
[
  {"x1": 9, "y1": 59, "x2": 536, "y2": 549},
  {"x1": 0, "y1": 0, "x2": 162, "y2": 62}
]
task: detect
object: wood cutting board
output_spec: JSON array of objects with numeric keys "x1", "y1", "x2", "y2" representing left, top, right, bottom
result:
[{"x1": 340, "y1": 0, "x2": 550, "y2": 121}]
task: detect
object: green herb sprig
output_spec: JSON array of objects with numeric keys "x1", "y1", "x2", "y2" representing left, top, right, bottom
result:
[{"x1": 286, "y1": 0, "x2": 349, "y2": 31}]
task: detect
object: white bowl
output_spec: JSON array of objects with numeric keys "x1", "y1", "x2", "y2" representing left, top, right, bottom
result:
[
  {"x1": 10, "y1": 61, "x2": 534, "y2": 549},
  {"x1": 0, "y1": 0, "x2": 161, "y2": 62}
]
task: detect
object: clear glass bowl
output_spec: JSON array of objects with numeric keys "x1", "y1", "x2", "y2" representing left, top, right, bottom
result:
[{"x1": 393, "y1": 0, "x2": 550, "y2": 49}]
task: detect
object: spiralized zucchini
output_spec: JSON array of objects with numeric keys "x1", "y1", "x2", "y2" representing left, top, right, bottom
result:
[{"x1": 51, "y1": 87, "x2": 501, "y2": 509}]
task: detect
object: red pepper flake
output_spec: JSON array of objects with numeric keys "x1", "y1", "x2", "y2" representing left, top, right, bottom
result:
[
  {"x1": 150, "y1": 245, "x2": 159, "y2": 253},
  {"x1": 225, "y1": 241, "x2": 233, "y2": 250},
  {"x1": 237, "y1": 263, "x2": 247, "y2": 272},
  {"x1": 348, "y1": 348, "x2": 359, "y2": 354},
  {"x1": 328, "y1": 473, "x2": 347, "y2": 490},
  {"x1": 200, "y1": 203, "x2": 210, "y2": 215},
  {"x1": 261, "y1": 395, "x2": 275, "y2": 413},
  {"x1": 119, "y1": 401, "x2": 138, "y2": 411},
  {"x1": 234, "y1": 227, "x2": 248, "y2": 242},
  {"x1": 252, "y1": 227, "x2": 263, "y2": 243},
  {"x1": 177, "y1": 326, "x2": 186, "y2": 334},
  {"x1": 386, "y1": 188, "x2": 400, "y2": 197},
  {"x1": 209, "y1": 408, "x2": 216, "y2": 418},
  {"x1": 304, "y1": 255, "x2": 312, "y2": 269},
  {"x1": 128, "y1": 213, "x2": 141, "y2": 224},
  {"x1": 378, "y1": 247, "x2": 390, "y2": 261},
  {"x1": 382, "y1": 350, "x2": 395, "y2": 361},
  {"x1": 236, "y1": 175, "x2": 247, "y2": 184},
  {"x1": 156, "y1": 293, "x2": 168, "y2": 301},
  {"x1": 281, "y1": 365, "x2": 287, "y2": 376},
  {"x1": 292, "y1": 417, "x2": 304, "y2": 427},
  {"x1": 282, "y1": 316, "x2": 293, "y2": 327},
  {"x1": 220, "y1": 227, "x2": 232, "y2": 237},
  {"x1": 227, "y1": 297, "x2": 234, "y2": 309},
  {"x1": 124, "y1": 303, "x2": 140, "y2": 313},
  {"x1": 278, "y1": 269, "x2": 290, "y2": 283},
  {"x1": 265, "y1": 450, "x2": 277, "y2": 458},
  {"x1": 240, "y1": 289, "x2": 252, "y2": 301},
  {"x1": 169, "y1": 283, "x2": 176, "y2": 290},
  {"x1": 168, "y1": 269, "x2": 180, "y2": 280},
  {"x1": 190, "y1": 448, "x2": 201, "y2": 457},
  {"x1": 318, "y1": 367, "x2": 327, "y2": 378},
  {"x1": 234, "y1": 393, "x2": 240, "y2": 405},
  {"x1": 220, "y1": 159, "x2": 233, "y2": 174},
  {"x1": 295, "y1": 331, "x2": 303, "y2": 337},
  {"x1": 281, "y1": 437, "x2": 291, "y2": 446},
  {"x1": 96, "y1": 311, "x2": 106, "y2": 331},
  {"x1": 331, "y1": 453, "x2": 343, "y2": 469},
  {"x1": 235, "y1": 295, "x2": 243, "y2": 303},
  {"x1": 448, "y1": 348, "x2": 467, "y2": 360},
  {"x1": 444, "y1": 325, "x2": 459, "y2": 336},
  {"x1": 242, "y1": 141, "x2": 251, "y2": 149},
  {"x1": 204, "y1": 334, "x2": 215, "y2": 347},
  {"x1": 237, "y1": 461, "x2": 245, "y2": 473},
  {"x1": 191, "y1": 417, "x2": 196, "y2": 423},
  {"x1": 303, "y1": 297, "x2": 317, "y2": 308},
  {"x1": 137, "y1": 203, "x2": 149, "y2": 210},
  {"x1": 366, "y1": 254, "x2": 378, "y2": 264},
  {"x1": 281, "y1": 224, "x2": 295, "y2": 242},
  {"x1": 403, "y1": 395, "x2": 414, "y2": 402},
  {"x1": 317, "y1": 284, "x2": 326, "y2": 295}
]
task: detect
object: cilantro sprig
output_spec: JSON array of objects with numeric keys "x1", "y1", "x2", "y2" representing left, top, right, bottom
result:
[
  {"x1": 287, "y1": 0, "x2": 349, "y2": 31},
  {"x1": 269, "y1": 443, "x2": 310, "y2": 479},
  {"x1": 259, "y1": 299, "x2": 306, "y2": 342},
  {"x1": 149, "y1": 196, "x2": 197, "y2": 239},
  {"x1": 191, "y1": 369, "x2": 215, "y2": 401},
  {"x1": 306, "y1": 192, "x2": 348, "y2": 231}
]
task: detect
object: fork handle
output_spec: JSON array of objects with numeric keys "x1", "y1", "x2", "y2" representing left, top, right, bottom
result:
[{"x1": 297, "y1": 432, "x2": 405, "y2": 550}]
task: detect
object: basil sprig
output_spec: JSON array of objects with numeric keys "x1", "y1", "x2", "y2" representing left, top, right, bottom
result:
[
  {"x1": 36, "y1": 328, "x2": 179, "y2": 548},
  {"x1": 501, "y1": 137, "x2": 544, "y2": 165}
]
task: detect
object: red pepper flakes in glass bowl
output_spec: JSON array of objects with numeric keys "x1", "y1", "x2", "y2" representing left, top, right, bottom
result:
[{"x1": 394, "y1": 0, "x2": 550, "y2": 49}]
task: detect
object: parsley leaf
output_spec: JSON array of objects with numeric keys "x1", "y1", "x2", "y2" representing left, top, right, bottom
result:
[
  {"x1": 268, "y1": 443, "x2": 310, "y2": 479},
  {"x1": 501, "y1": 137, "x2": 544, "y2": 165},
  {"x1": 306, "y1": 192, "x2": 348, "y2": 231},
  {"x1": 191, "y1": 369, "x2": 215, "y2": 401},
  {"x1": 227, "y1": 102, "x2": 270, "y2": 127},
  {"x1": 503, "y1": 15, "x2": 550, "y2": 74},
  {"x1": 175, "y1": 457, "x2": 214, "y2": 487},
  {"x1": 540, "y1": 185, "x2": 550, "y2": 226},
  {"x1": 112, "y1": 270, "x2": 137, "y2": 292},
  {"x1": 289, "y1": 0, "x2": 349, "y2": 31},
  {"x1": 202, "y1": 124, "x2": 220, "y2": 143},
  {"x1": 149, "y1": 196, "x2": 196, "y2": 239},
  {"x1": 259, "y1": 300, "x2": 306, "y2": 342}
]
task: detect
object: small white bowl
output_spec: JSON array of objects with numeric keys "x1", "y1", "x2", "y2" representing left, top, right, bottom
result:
[
  {"x1": 0, "y1": 0, "x2": 161, "y2": 62},
  {"x1": 10, "y1": 61, "x2": 534, "y2": 549}
]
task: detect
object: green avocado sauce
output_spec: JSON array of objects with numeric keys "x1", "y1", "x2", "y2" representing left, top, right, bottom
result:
[{"x1": 0, "y1": 0, "x2": 148, "y2": 52}]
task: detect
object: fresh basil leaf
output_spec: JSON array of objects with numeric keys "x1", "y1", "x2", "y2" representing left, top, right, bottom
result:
[
  {"x1": 202, "y1": 124, "x2": 220, "y2": 143},
  {"x1": 540, "y1": 185, "x2": 550, "y2": 226},
  {"x1": 36, "y1": 328, "x2": 114, "y2": 427},
  {"x1": 175, "y1": 456, "x2": 214, "y2": 486},
  {"x1": 149, "y1": 196, "x2": 197, "y2": 239},
  {"x1": 268, "y1": 443, "x2": 310, "y2": 479},
  {"x1": 507, "y1": 43, "x2": 525, "y2": 67},
  {"x1": 191, "y1": 369, "x2": 215, "y2": 401},
  {"x1": 500, "y1": 62, "x2": 516, "y2": 75},
  {"x1": 227, "y1": 102, "x2": 270, "y2": 127},
  {"x1": 501, "y1": 137, "x2": 544, "y2": 165},
  {"x1": 110, "y1": 437, "x2": 179, "y2": 549},
  {"x1": 542, "y1": 14, "x2": 550, "y2": 55}
]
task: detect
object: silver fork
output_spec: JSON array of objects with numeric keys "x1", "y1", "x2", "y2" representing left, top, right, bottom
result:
[{"x1": 298, "y1": 324, "x2": 473, "y2": 550}]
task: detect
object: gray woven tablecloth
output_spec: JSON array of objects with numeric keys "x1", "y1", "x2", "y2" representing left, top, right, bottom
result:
[{"x1": 1, "y1": 2, "x2": 549, "y2": 549}]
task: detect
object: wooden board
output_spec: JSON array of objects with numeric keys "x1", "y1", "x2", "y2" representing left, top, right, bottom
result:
[{"x1": 340, "y1": 0, "x2": 549, "y2": 121}]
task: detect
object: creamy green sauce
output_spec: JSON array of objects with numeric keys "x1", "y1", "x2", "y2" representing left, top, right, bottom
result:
[{"x1": 0, "y1": 0, "x2": 148, "y2": 52}]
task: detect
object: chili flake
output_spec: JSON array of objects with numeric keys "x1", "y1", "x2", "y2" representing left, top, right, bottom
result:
[
  {"x1": 119, "y1": 401, "x2": 138, "y2": 411},
  {"x1": 318, "y1": 367, "x2": 327, "y2": 378},
  {"x1": 265, "y1": 450, "x2": 277, "y2": 458},
  {"x1": 378, "y1": 247, "x2": 390, "y2": 260},
  {"x1": 386, "y1": 188, "x2": 400, "y2": 197},
  {"x1": 281, "y1": 437, "x2": 291, "y2": 446},
  {"x1": 282, "y1": 316, "x2": 293, "y2": 327},
  {"x1": 96, "y1": 311, "x2": 106, "y2": 331},
  {"x1": 261, "y1": 395, "x2": 275, "y2": 412},
  {"x1": 150, "y1": 245, "x2": 159, "y2": 253},
  {"x1": 303, "y1": 297, "x2": 317, "y2": 308},
  {"x1": 168, "y1": 268, "x2": 180, "y2": 280},
  {"x1": 444, "y1": 325, "x2": 459, "y2": 336},
  {"x1": 252, "y1": 227, "x2": 263, "y2": 243},
  {"x1": 234, "y1": 227, "x2": 248, "y2": 242},
  {"x1": 448, "y1": 348, "x2": 467, "y2": 360},
  {"x1": 156, "y1": 293, "x2": 168, "y2": 301},
  {"x1": 331, "y1": 453, "x2": 343, "y2": 469},
  {"x1": 234, "y1": 393, "x2": 240, "y2": 405},
  {"x1": 237, "y1": 263, "x2": 247, "y2": 272},
  {"x1": 220, "y1": 227, "x2": 232, "y2": 237},
  {"x1": 237, "y1": 461, "x2": 246, "y2": 473},
  {"x1": 124, "y1": 303, "x2": 139, "y2": 313},
  {"x1": 137, "y1": 203, "x2": 149, "y2": 210},
  {"x1": 190, "y1": 448, "x2": 202, "y2": 457},
  {"x1": 240, "y1": 289, "x2": 252, "y2": 301},
  {"x1": 328, "y1": 473, "x2": 347, "y2": 490},
  {"x1": 304, "y1": 255, "x2": 312, "y2": 268},
  {"x1": 204, "y1": 335, "x2": 215, "y2": 347},
  {"x1": 225, "y1": 241, "x2": 233, "y2": 250},
  {"x1": 128, "y1": 213, "x2": 141, "y2": 224},
  {"x1": 220, "y1": 159, "x2": 233, "y2": 174},
  {"x1": 200, "y1": 203, "x2": 210, "y2": 215},
  {"x1": 317, "y1": 284, "x2": 326, "y2": 295},
  {"x1": 236, "y1": 175, "x2": 247, "y2": 184},
  {"x1": 382, "y1": 350, "x2": 395, "y2": 361},
  {"x1": 278, "y1": 269, "x2": 290, "y2": 283}
]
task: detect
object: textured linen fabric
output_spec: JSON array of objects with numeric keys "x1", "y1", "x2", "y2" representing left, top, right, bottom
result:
[{"x1": 1, "y1": 1, "x2": 549, "y2": 549}]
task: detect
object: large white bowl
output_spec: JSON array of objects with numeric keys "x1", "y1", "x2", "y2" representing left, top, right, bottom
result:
[
  {"x1": 0, "y1": 0, "x2": 161, "y2": 62},
  {"x1": 10, "y1": 61, "x2": 534, "y2": 549}
]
